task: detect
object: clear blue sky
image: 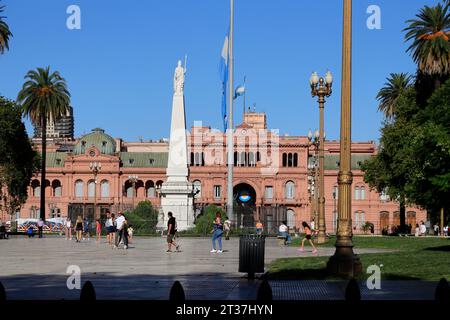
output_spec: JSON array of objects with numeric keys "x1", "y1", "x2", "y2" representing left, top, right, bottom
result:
[{"x1": 0, "y1": 0, "x2": 440, "y2": 142}]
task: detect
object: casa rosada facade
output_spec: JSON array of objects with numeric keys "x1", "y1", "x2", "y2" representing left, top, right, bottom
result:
[{"x1": 7, "y1": 112, "x2": 426, "y2": 234}]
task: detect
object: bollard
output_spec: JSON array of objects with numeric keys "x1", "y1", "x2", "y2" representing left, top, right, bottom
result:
[
  {"x1": 0, "y1": 281, "x2": 5, "y2": 301},
  {"x1": 435, "y1": 278, "x2": 450, "y2": 302},
  {"x1": 80, "y1": 281, "x2": 96, "y2": 301},
  {"x1": 256, "y1": 279, "x2": 273, "y2": 301},
  {"x1": 345, "y1": 278, "x2": 361, "y2": 301},
  {"x1": 169, "y1": 280, "x2": 185, "y2": 301}
]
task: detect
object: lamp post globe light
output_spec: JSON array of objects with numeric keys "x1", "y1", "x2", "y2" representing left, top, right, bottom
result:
[
  {"x1": 89, "y1": 162, "x2": 102, "y2": 219},
  {"x1": 309, "y1": 71, "x2": 333, "y2": 244}
]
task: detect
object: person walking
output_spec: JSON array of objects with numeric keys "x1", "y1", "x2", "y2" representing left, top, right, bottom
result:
[
  {"x1": 278, "y1": 221, "x2": 292, "y2": 245},
  {"x1": 127, "y1": 224, "x2": 134, "y2": 244},
  {"x1": 414, "y1": 223, "x2": 420, "y2": 237},
  {"x1": 114, "y1": 211, "x2": 126, "y2": 249},
  {"x1": 95, "y1": 219, "x2": 101, "y2": 242},
  {"x1": 433, "y1": 223, "x2": 439, "y2": 236},
  {"x1": 419, "y1": 221, "x2": 427, "y2": 236},
  {"x1": 37, "y1": 218, "x2": 44, "y2": 238},
  {"x1": 210, "y1": 212, "x2": 224, "y2": 253},
  {"x1": 255, "y1": 220, "x2": 263, "y2": 235},
  {"x1": 166, "y1": 212, "x2": 179, "y2": 252},
  {"x1": 299, "y1": 221, "x2": 317, "y2": 254},
  {"x1": 224, "y1": 218, "x2": 231, "y2": 240},
  {"x1": 65, "y1": 218, "x2": 72, "y2": 240},
  {"x1": 443, "y1": 225, "x2": 448, "y2": 237},
  {"x1": 75, "y1": 216, "x2": 83, "y2": 243},
  {"x1": 83, "y1": 217, "x2": 90, "y2": 240},
  {"x1": 105, "y1": 212, "x2": 113, "y2": 245}
]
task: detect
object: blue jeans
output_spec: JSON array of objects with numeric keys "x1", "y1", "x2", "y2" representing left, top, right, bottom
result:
[
  {"x1": 212, "y1": 230, "x2": 223, "y2": 250},
  {"x1": 279, "y1": 231, "x2": 291, "y2": 243}
]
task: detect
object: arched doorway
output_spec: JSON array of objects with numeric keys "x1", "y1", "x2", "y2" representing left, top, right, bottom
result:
[{"x1": 233, "y1": 183, "x2": 257, "y2": 228}]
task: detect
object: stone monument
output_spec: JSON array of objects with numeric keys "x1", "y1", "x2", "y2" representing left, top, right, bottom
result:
[{"x1": 159, "y1": 59, "x2": 195, "y2": 231}]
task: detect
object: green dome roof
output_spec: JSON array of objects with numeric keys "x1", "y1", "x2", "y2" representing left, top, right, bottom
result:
[{"x1": 74, "y1": 128, "x2": 116, "y2": 155}]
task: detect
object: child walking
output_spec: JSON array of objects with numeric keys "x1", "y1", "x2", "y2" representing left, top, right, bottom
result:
[
  {"x1": 299, "y1": 221, "x2": 317, "y2": 254},
  {"x1": 95, "y1": 219, "x2": 101, "y2": 241}
]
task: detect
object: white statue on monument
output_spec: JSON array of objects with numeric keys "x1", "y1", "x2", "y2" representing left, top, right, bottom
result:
[{"x1": 173, "y1": 59, "x2": 186, "y2": 95}]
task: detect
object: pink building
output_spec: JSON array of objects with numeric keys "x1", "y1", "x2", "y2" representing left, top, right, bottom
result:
[{"x1": 6, "y1": 113, "x2": 426, "y2": 234}]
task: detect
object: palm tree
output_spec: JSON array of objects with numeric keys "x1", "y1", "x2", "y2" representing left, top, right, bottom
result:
[
  {"x1": 17, "y1": 67, "x2": 71, "y2": 221},
  {"x1": 404, "y1": 1, "x2": 450, "y2": 77},
  {"x1": 0, "y1": 1, "x2": 13, "y2": 54},
  {"x1": 376, "y1": 73, "x2": 413, "y2": 119}
]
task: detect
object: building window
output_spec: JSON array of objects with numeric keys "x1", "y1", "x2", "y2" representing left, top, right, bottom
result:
[
  {"x1": 214, "y1": 185, "x2": 221, "y2": 199},
  {"x1": 101, "y1": 180, "x2": 109, "y2": 198},
  {"x1": 282, "y1": 153, "x2": 287, "y2": 167},
  {"x1": 354, "y1": 187, "x2": 361, "y2": 200},
  {"x1": 193, "y1": 180, "x2": 201, "y2": 198},
  {"x1": 146, "y1": 181, "x2": 155, "y2": 198},
  {"x1": 287, "y1": 209, "x2": 296, "y2": 229},
  {"x1": 75, "y1": 180, "x2": 83, "y2": 198},
  {"x1": 285, "y1": 181, "x2": 295, "y2": 200},
  {"x1": 264, "y1": 186, "x2": 273, "y2": 199},
  {"x1": 287, "y1": 153, "x2": 293, "y2": 167},
  {"x1": 52, "y1": 180, "x2": 62, "y2": 197},
  {"x1": 101, "y1": 141, "x2": 107, "y2": 153},
  {"x1": 126, "y1": 183, "x2": 134, "y2": 198},
  {"x1": 354, "y1": 211, "x2": 365, "y2": 228},
  {"x1": 88, "y1": 180, "x2": 95, "y2": 198},
  {"x1": 360, "y1": 186, "x2": 366, "y2": 200},
  {"x1": 29, "y1": 207, "x2": 39, "y2": 219},
  {"x1": 240, "y1": 152, "x2": 246, "y2": 167},
  {"x1": 31, "y1": 180, "x2": 40, "y2": 198},
  {"x1": 248, "y1": 152, "x2": 255, "y2": 167},
  {"x1": 293, "y1": 153, "x2": 298, "y2": 167}
]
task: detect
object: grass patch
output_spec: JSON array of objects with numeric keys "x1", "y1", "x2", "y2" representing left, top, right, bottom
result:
[{"x1": 266, "y1": 236, "x2": 450, "y2": 281}]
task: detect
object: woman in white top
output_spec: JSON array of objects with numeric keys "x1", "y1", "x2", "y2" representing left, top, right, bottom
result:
[
  {"x1": 414, "y1": 224, "x2": 420, "y2": 237},
  {"x1": 65, "y1": 218, "x2": 72, "y2": 240}
]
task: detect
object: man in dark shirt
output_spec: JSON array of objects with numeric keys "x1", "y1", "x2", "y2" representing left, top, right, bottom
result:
[{"x1": 166, "y1": 212, "x2": 179, "y2": 253}]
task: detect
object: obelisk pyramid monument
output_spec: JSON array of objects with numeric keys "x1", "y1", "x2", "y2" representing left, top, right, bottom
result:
[{"x1": 160, "y1": 59, "x2": 194, "y2": 231}]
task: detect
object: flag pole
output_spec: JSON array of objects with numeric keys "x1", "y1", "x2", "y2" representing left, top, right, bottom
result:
[
  {"x1": 243, "y1": 76, "x2": 246, "y2": 118},
  {"x1": 227, "y1": 0, "x2": 234, "y2": 222}
]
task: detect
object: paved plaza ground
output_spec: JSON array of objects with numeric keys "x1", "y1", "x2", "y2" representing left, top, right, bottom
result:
[{"x1": 0, "y1": 236, "x2": 439, "y2": 300}]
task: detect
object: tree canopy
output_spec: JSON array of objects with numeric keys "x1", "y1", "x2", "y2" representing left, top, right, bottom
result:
[{"x1": 0, "y1": 97, "x2": 39, "y2": 217}]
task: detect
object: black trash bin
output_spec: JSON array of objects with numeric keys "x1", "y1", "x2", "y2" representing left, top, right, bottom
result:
[{"x1": 239, "y1": 234, "x2": 265, "y2": 279}]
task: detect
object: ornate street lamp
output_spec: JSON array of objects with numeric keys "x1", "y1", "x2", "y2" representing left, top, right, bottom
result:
[
  {"x1": 89, "y1": 162, "x2": 102, "y2": 219},
  {"x1": 310, "y1": 71, "x2": 333, "y2": 244},
  {"x1": 128, "y1": 175, "x2": 139, "y2": 210},
  {"x1": 327, "y1": 0, "x2": 362, "y2": 277}
]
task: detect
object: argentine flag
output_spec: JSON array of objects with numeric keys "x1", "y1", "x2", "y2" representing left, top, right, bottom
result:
[{"x1": 220, "y1": 33, "x2": 229, "y2": 131}]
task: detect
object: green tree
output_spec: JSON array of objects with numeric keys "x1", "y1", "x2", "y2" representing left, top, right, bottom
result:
[
  {"x1": 194, "y1": 205, "x2": 226, "y2": 235},
  {"x1": 361, "y1": 90, "x2": 419, "y2": 233},
  {"x1": 376, "y1": 73, "x2": 413, "y2": 120},
  {"x1": 403, "y1": 79, "x2": 450, "y2": 216},
  {"x1": 17, "y1": 67, "x2": 71, "y2": 221},
  {"x1": 404, "y1": 1, "x2": 450, "y2": 78},
  {"x1": 0, "y1": 1, "x2": 12, "y2": 54},
  {"x1": 0, "y1": 97, "x2": 39, "y2": 223},
  {"x1": 125, "y1": 200, "x2": 159, "y2": 234}
]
